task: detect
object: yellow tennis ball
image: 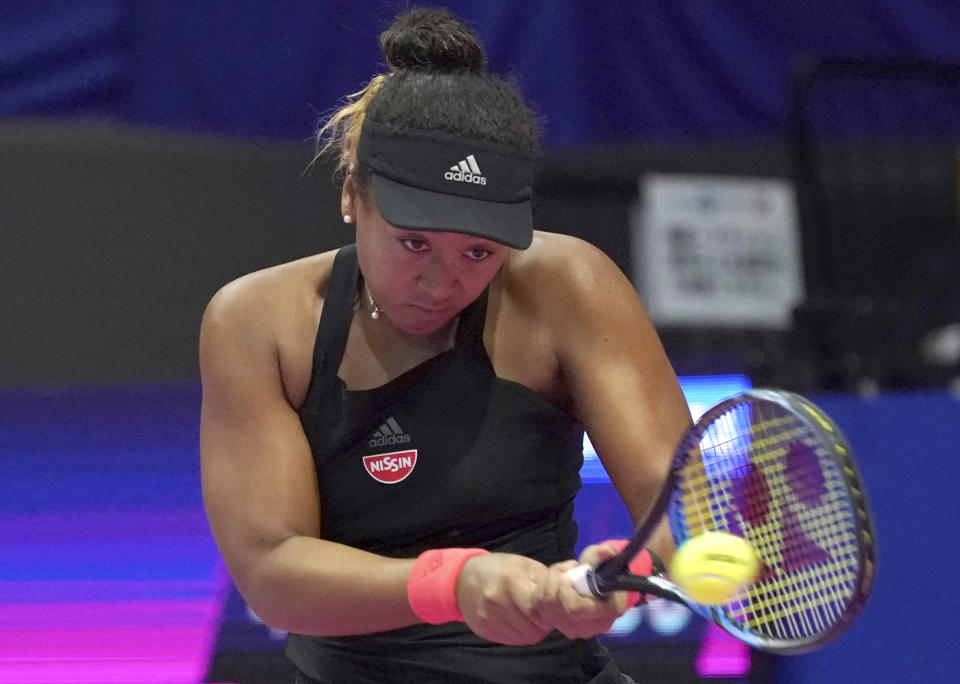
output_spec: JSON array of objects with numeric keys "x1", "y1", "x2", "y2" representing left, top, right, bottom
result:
[{"x1": 669, "y1": 531, "x2": 760, "y2": 605}]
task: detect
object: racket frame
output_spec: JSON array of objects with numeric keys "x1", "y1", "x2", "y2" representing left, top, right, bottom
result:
[{"x1": 583, "y1": 389, "x2": 876, "y2": 654}]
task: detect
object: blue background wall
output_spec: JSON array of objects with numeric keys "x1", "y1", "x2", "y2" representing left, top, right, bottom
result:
[
  {"x1": 4, "y1": 1, "x2": 960, "y2": 147},
  {"x1": 776, "y1": 394, "x2": 960, "y2": 682}
]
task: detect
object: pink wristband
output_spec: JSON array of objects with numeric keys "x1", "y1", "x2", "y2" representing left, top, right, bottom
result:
[
  {"x1": 600, "y1": 539, "x2": 654, "y2": 608},
  {"x1": 407, "y1": 548, "x2": 490, "y2": 624}
]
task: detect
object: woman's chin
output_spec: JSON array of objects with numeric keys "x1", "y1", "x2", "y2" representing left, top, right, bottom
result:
[{"x1": 391, "y1": 307, "x2": 457, "y2": 337}]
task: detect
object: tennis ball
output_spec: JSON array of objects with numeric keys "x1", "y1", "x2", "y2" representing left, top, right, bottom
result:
[{"x1": 669, "y1": 531, "x2": 760, "y2": 605}]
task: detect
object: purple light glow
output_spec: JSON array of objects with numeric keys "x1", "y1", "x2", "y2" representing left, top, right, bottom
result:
[
  {"x1": 0, "y1": 508, "x2": 230, "y2": 683},
  {"x1": 0, "y1": 659, "x2": 206, "y2": 684},
  {"x1": 695, "y1": 622, "x2": 751, "y2": 678},
  {"x1": 0, "y1": 579, "x2": 229, "y2": 683}
]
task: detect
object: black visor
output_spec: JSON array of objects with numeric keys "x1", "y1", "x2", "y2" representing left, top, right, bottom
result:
[{"x1": 356, "y1": 120, "x2": 536, "y2": 249}]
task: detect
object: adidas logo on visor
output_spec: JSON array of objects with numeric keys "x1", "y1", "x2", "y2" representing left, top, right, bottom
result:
[
  {"x1": 444, "y1": 154, "x2": 487, "y2": 185},
  {"x1": 368, "y1": 417, "x2": 411, "y2": 448}
]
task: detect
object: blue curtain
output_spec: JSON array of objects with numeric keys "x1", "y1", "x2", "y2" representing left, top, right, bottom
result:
[{"x1": 3, "y1": 1, "x2": 960, "y2": 145}]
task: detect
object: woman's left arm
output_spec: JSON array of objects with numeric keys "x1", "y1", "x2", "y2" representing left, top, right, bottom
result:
[{"x1": 548, "y1": 236, "x2": 692, "y2": 564}]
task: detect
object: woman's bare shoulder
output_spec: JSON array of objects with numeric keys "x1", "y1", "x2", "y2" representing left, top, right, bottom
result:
[
  {"x1": 501, "y1": 230, "x2": 625, "y2": 311},
  {"x1": 203, "y1": 250, "x2": 338, "y2": 327}
]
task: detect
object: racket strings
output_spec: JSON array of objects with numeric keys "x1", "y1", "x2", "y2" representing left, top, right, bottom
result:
[
  {"x1": 677, "y1": 400, "x2": 864, "y2": 643},
  {"x1": 742, "y1": 408, "x2": 858, "y2": 638}
]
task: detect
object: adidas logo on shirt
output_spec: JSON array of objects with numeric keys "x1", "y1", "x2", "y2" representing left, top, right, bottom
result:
[
  {"x1": 444, "y1": 154, "x2": 487, "y2": 185},
  {"x1": 368, "y1": 417, "x2": 411, "y2": 448}
]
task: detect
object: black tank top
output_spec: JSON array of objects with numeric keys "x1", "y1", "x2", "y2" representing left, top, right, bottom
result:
[{"x1": 286, "y1": 245, "x2": 624, "y2": 683}]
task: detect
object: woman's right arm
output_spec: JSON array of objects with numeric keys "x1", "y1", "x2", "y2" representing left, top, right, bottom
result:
[
  {"x1": 199, "y1": 281, "x2": 420, "y2": 636},
  {"x1": 199, "y1": 281, "x2": 549, "y2": 643}
]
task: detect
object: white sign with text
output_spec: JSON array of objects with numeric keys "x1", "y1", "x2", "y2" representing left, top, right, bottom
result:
[{"x1": 632, "y1": 174, "x2": 804, "y2": 329}]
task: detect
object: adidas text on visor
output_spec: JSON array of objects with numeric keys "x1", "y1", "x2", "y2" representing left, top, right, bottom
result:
[{"x1": 356, "y1": 120, "x2": 536, "y2": 249}]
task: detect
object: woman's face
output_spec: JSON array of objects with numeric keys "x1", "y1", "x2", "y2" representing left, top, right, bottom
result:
[{"x1": 350, "y1": 179, "x2": 509, "y2": 336}]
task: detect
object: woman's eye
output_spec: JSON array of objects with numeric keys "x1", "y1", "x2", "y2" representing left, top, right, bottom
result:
[
  {"x1": 466, "y1": 247, "x2": 492, "y2": 261},
  {"x1": 402, "y1": 239, "x2": 428, "y2": 252}
]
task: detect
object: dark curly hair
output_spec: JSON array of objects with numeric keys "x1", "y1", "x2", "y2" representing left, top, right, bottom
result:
[{"x1": 315, "y1": 8, "x2": 540, "y2": 178}]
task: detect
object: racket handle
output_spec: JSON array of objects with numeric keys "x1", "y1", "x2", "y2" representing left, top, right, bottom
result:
[{"x1": 567, "y1": 564, "x2": 602, "y2": 597}]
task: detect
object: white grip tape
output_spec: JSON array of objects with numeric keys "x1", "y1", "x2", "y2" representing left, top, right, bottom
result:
[{"x1": 566, "y1": 564, "x2": 597, "y2": 597}]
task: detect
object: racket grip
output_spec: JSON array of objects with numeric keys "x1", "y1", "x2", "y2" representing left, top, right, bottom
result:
[
  {"x1": 567, "y1": 563, "x2": 645, "y2": 607},
  {"x1": 568, "y1": 564, "x2": 600, "y2": 597},
  {"x1": 567, "y1": 540, "x2": 654, "y2": 606}
]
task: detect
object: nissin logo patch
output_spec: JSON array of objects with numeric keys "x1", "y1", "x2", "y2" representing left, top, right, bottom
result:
[{"x1": 362, "y1": 449, "x2": 417, "y2": 484}]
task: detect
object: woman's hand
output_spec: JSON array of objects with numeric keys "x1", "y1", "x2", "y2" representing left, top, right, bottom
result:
[
  {"x1": 527, "y1": 543, "x2": 630, "y2": 640},
  {"x1": 455, "y1": 553, "x2": 553, "y2": 646}
]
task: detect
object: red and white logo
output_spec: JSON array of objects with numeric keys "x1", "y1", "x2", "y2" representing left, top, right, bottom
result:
[{"x1": 362, "y1": 449, "x2": 417, "y2": 484}]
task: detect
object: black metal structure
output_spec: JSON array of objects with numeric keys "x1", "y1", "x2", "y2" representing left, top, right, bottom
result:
[{"x1": 787, "y1": 56, "x2": 960, "y2": 391}]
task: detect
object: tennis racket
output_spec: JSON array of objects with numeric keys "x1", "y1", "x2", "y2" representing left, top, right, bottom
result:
[{"x1": 569, "y1": 388, "x2": 875, "y2": 654}]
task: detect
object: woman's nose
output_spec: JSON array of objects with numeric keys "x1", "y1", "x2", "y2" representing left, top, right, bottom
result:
[{"x1": 417, "y1": 254, "x2": 459, "y2": 298}]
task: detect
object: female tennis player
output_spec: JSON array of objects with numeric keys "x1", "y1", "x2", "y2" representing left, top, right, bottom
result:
[{"x1": 199, "y1": 8, "x2": 691, "y2": 683}]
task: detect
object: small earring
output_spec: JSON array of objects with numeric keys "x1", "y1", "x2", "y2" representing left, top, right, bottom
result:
[{"x1": 343, "y1": 214, "x2": 352, "y2": 223}]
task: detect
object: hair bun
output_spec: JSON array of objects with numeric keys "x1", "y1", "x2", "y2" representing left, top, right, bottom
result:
[{"x1": 379, "y1": 8, "x2": 486, "y2": 74}]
